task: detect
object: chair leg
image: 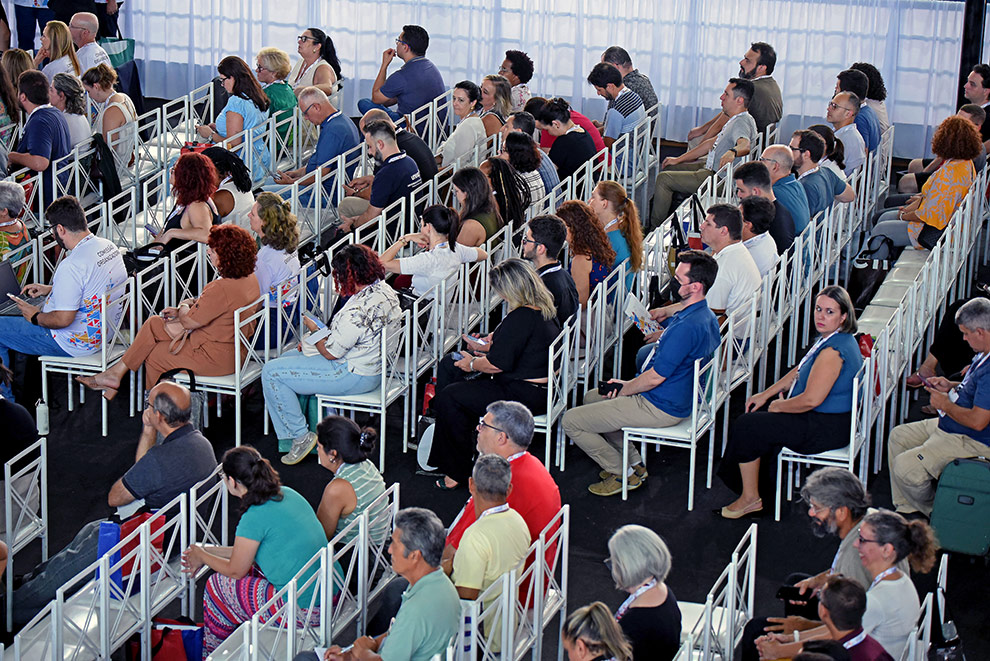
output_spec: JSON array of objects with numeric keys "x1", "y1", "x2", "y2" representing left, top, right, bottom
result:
[
  {"x1": 687, "y1": 440, "x2": 696, "y2": 512},
  {"x1": 775, "y1": 457, "x2": 784, "y2": 521},
  {"x1": 234, "y1": 394, "x2": 241, "y2": 446},
  {"x1": 621, "y1": 438, "x2": 629, "y2": 501}
]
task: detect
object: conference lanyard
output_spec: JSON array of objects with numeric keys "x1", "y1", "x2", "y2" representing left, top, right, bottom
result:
[
  {"x1": 603, "y1": 218, "x2": 619, "y2": 232},
  {"x1": 843, "y1": 629, "x2": 868, "y2": 649},
  {"x1": 541, "y1": 264, "x2": 563, "y2": 275},
  {"x1": 507, "y1": 451, "x2": 526, "y2": 462},
  {"x1": 788, "y1": 332, "x2": 836, "y2": 397},
  {"x1": 869, "y1": 566, "x2": 900, "y2": 591},
  {"x1": 960, "y1": 352, "x2": 990, "y2": 389},
  {"x1": 615, "y1": 579, "x2": 657, "y2": 621},
  {"x1": 477, "y1": 503, "x2": 510, "y2": 521}
]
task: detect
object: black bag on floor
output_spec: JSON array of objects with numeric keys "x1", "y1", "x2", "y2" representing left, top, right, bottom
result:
[
  {"x1": 847, "y1": 236, "x2": 897, "y2": 311},
  {"x1": 930, "y1": 457, "x2": 990, "y2": 556}
]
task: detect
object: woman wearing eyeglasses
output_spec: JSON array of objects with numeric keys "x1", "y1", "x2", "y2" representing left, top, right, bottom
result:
[
  {"x1": 754, "y1": 509, "x2": 936, "y2": 660},
  {"x1": 254, "y1": 47, "x2": 298, "y2": 141},
  {"x1": 288, "y1": 28, "x2": 341, "y2": 98}
]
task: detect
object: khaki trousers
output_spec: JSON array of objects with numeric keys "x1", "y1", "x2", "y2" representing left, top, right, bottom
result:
[{"x1": 338, "y1": 196, "x2": 370, "y2": 219}]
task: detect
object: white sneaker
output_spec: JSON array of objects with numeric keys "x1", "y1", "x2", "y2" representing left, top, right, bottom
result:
[{"x1": 281, "y1": 431, "x2": 318, "y2": 465}]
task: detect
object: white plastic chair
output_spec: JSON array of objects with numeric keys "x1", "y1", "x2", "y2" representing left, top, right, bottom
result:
[{"x1": 4, "y1": 438, "x2": 48, "y2": 632}]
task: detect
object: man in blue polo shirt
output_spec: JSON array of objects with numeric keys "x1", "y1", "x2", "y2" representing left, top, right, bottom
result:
[
  {"x1": 338, "y1": 120, "x2": 421, "y2": 231},
  {"x1": 763, "y1": 144, "x2": 812, "y2": 235},
  {"x1": 269, "y1": 87, "x2": 360, "y2": 205},
  {"x1": 790, "y1": 129, "x2": 855, "y2": 218},
  {"x1": 358, "y1": 24, "x2": 445, "y2": 122},
  {"x1": 562, "y1": 249, "x2": 721, "y2": 496},
  {"x1": 889, "y1": 298, "x2": 990, "y2": 516},
  {"x1": 8, "y1": 70, "x2": 71, "y2": 209}
]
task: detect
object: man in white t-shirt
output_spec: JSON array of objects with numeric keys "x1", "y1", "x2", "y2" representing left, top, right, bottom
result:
[
  {"x1": 69, "y1": 13, "x2": 111, "y2": 74},
  {"x1": 698, "y1": 204, "x2": 762, "y2": 326},
  {"x1": 0, "y1": 196, "x2": 126, "y2": 401},
  {"x1": 739, "y1": 196, "x2": 779, "y2": 277},
  {"x1": 826, "y1": 91, "x2": 866, "y2": 176}
]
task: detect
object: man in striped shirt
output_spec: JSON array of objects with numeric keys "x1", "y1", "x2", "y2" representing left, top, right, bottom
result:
[{"x1": 587, "y1": 62, "x2": 646, "y2": 149}]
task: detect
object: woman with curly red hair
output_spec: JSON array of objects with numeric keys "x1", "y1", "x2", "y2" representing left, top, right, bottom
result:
[
  {"x1": 78, "y1": 225, "x2": 260, "y2": 397},
  {"x1": 262, "y1": 244, "x2": 403, "y2": 465},
  {"x1": 556, "y1": 200, "x2": 616, "y2": 307},
  {"x1": 155, "y1": 152, "x2": 222, "y2": 247},
  {"x1": 868, "y1": 115, "x2": 982, "y2": 257}
]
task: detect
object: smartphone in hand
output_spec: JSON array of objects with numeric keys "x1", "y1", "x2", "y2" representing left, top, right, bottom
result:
[{"x1": 598, "y1": 381, "x2": 622, "y2": 397}]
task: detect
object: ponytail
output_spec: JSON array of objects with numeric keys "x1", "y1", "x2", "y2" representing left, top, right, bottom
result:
[
  {"x1": 562, "y1": 602, "x2": 632, "y2": 661},
  {"x1": 421, "y1": 204, "x2": 461, "y2": 251},
  {"x1": 863, "y1": 510, "x2": 938, "y2": 574},
  {"x1": 316, "y1": 415, "x2": 377, "y2": 464},
  {"x1": 222, "y1": 446, "x2": 283, "y2": 513},
  {"x1": 595, "y1": 180, "x2": 643, "y2": 272}
]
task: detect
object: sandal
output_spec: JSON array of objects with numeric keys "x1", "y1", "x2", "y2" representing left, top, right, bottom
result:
[
  {"x1": 434, "y1": 478, "x2": 458, "y2": 491},
  {"x1": 715, "y1": 498, "x2": 763, "y2": 519}
]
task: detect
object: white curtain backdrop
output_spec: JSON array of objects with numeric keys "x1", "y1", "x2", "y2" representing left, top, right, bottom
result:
[{"x1": 121, "y1": 0, "x2": 965, "y2": 157}]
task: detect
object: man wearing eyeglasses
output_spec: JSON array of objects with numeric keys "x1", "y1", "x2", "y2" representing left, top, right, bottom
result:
[
  {"x1": 826, "y1": 92, "x2": 866, "y2": 175},
  {"x1": 521, "y1": 214, "x2": 578, "y2": 326},
  {"x1": 789, "y1": 130, "x2": 855, "y2": 218},
  {"x1": 358, "y1": 24, "x2": 445, "y2": 123},
  {"x1": 68, "y1": 12, "x2": 110, "y2": 73}
]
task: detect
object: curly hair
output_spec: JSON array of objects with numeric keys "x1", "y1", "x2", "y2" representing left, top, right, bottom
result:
[
  {"x1": 485, "y1": 158, "x2": 529, "y2": 229},
  {"x1": 255, "y1": 192, "x2": 299, "y2": 253},
  {"x1": 556, "y1": 200, "x2": 616, "y2": 268},
  {"x1": 173, "y1": 153, "x2": 219, "y2": 207},
  {"x1": 594, "y1": 181, "x2": 642, "y2": 272},
  {"x1": 222, "y1": 446, "x2": 282, "y2": 514},
  {"x1": 504, "y1": 50, "x2": 534, "y2": 84},
  {"x1": 850, "y1": 62, "x2": 887, "y2": 102},
  {"x1": 202, "y1": 146, "x2": 252, "y2": 194},
  {"x1": 51, "y1": 72, "x2": 86, "y2": 115},
  {"x1": 208, "y1": 224, "x2": 257, "y2": 279},
  {"x1": 503, "y1": 131, "x2": 541, "y2": 172},
  {"x1": 331, "y1": 244, "x2": 385, "y2": 296},
  {"x1": 932, "y1": 115, "x2": 983, "y2": 161}
]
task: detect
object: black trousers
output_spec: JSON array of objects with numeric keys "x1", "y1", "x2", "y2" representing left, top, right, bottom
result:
[
  {"x1": 717, "y1": 409, "x2": 852, "y2": 496},
  {"x1": 428, "y1": 368, "x2": 548, "y2": 484},
  {"x1": 930, "y1": 298, "x2": 984, "y2": 378},
  {"x1": 95, "y1": 1, "x2": 122, "y2": 38},
  {"x1": 738, "y1": 572, "x2": 818, "y2": 661}
]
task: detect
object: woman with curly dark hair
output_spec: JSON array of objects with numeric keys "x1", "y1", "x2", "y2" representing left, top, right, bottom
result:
[
  {"x1": 557, "y1": 200, "x2": 616, "y2": 306},
  {"x1": 183, "y1": 445, "x2": 328, "y2": 655},
  {"x1": 452, "y1": 166, "x2": 503, "y2": 246},
  {"x1": 156, "y1": 152, "x2": 222, "y2": 246},
  {"x1": 850, "y1": 62, "x2": 889, "y2": 132},
  {"x1": 196, "y1": 56, "x2": 272, "y2": 182},
  {"x1": 868, "y1": 115, "x2": 982, "y2": 257},
  {"x1": 78, "y1": 225, "x2": 261, "y2": 396},
  {"x1": 262, "y1": 244, "x2": 402, "y2": 465},
  {"x1": 484, "y1": 157, "x2": 531, "y2": 230},
  {"x1": 249, "y1": 192, "x2": 301, "y2": 308},
  {"x1": 499, "y1": 131, "x2": 545, "y2": 204},
  {"x1": 203, "y1": 146, "x2": 256, "y2": 230}
]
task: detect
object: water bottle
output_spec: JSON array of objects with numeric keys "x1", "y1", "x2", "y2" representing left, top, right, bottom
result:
[
  {"x1": 935, "y1": 620, "x2": 964, "y2": 660},
  {"x1": 36, "y1": 398, "x2": 49, "y2": 436}
]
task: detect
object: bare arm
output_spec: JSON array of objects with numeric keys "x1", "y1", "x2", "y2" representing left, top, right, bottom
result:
[
  {"x1": 837, "y1": 182, "x2": 856, "y2": 203},
  {"x1": 570, "y1": 255, "x2": 593, "y2": 307},
  {"x1": 316, "y1": 479, "x2": 357, "y2": 541},
  {"x1": 8, "y1": 152, "x2": 50, "y2": 172},
  {"x1": 182, "y1": 536, "x2": 260, "y2": 579},
  {"x1": 768, "y1": 348, "x2": 842, "y2": 414}
]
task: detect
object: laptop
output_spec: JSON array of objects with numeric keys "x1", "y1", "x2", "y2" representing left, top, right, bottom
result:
[{"x1": 0, "y1": 260, "x2": 46, "y2": 316}]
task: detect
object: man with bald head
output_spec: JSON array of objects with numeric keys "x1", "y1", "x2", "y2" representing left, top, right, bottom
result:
[
  {"x1": 13, "y1": 381, "x2": 217, "y2": 626},
  {"x1": 762, "y1": 144, "x2": 812, "y2": 236},
  {"x1": 69, "y1": 12, "x2": 111, "y2": 73},
  {"x1": 826, "y1": 91, "x2": 866, "y2": 175},
  {"x1": 341, "y1": 109, "x2": 437, "y2": 202}
]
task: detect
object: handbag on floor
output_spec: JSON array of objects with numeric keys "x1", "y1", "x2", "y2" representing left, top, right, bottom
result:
[
  {"x1": 125, "y1": 616, "x2": 204, "y2": 661},
  {"x1": 847, "y1": 235, "x2": 897, "y2": 311}
]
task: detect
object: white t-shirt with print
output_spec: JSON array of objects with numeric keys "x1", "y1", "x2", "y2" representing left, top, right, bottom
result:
[
  {"x1": 400, "y1": 242, "x2": 483, "y2": 296},
  {"x1": 44, "y1": 233, "x2": 127, "y2": 356},
  {"x1": 255, "y1": 244, "x2": 301, "y2": 308}
]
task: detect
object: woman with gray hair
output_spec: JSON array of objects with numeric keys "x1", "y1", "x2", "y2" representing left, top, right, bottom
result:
[
  {"x1": 49, "y1": 72, "x2": 91, "y2": 148},
  {"x1": 606, "y1": 525, "x2": 681, "y2": 660},
  {"x1": 0, "y1": 181, "x2": 29, "y2": 270}
]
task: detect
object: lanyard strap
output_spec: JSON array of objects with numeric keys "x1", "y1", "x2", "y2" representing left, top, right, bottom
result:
[
  {"x1": 507, "y1": 451, "x2": 526, "y2": 462},
  {"x1": 843, "y1": 629, "x2": 868, "y2": 649},
  {"x1": 788, "y1": 332, "x2": 835, "y2": 397},
  {"x1": 541, "y1": 264, "x2": 563, "y2": 275},
  {"x1": 603, "y1": 218, "x2": 619, "y2": 232},
  {"x1": 477, "y1": 503, "x2": 510, "y2": 521},
  {"x1": 615, "y1": 579, "x2": 657, "y2": 621},
  {"x1": 869, "y1": 566, "x2": 899, "y2": 591}
]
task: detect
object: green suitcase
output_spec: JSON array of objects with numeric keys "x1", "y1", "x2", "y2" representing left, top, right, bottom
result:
[{"x1": 930, "y1": 458, "x2": 990, "y2": 556}]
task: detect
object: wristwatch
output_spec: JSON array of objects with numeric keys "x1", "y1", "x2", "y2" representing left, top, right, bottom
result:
[
  {"x1": 30, "y1": 311, "x2": 40, "y2": 326},
  {"x1": 469, "y1": 357, "x2": 477, "y2": 371}
]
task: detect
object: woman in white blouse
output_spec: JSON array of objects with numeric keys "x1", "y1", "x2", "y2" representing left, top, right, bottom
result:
[
  {"x1": 437, "y1": 81, "x2": 487, "y2": 169},
  {"x1": 35, "y1": 21, "x2": 80, "y2": 82},
  {"x1": 203, "y1": 146, "x2": 256, "y2": 232},
  {"x1": 49, "y1": 73, "x2": 90, "y2": 148},
  {"x1": 288, "y1": 28, "x2": 341, "y2": 98},
  {"x1": 249, "y1": 192, "x2": 301, "y2": 309}
]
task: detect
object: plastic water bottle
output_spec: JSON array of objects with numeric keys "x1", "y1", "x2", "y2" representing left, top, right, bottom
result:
[
  {"x1": 36, "y1": 398, "x2": 49, "y2": 436},
  {"x1": 935, "y1": 620, "x2": 965, "y2": 660}
]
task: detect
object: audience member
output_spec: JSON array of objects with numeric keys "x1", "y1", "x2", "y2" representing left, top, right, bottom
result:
[
  {"x1": 338, "y1": 120, "x2": 422, "y2": 231},
  {"x1": 740, "y1": 196, "x2": 779, "y2": 276},
  {"x1": 0, "y1": 197, "x2": 125, "y2": 402},
  {"x1": 836, "y1": 69, "x2": 880, "y2": 152},
  {"x1": 78, "y1": 225, "x2": 259, "y2": 397},
  {"x1": 0, "y1": 181, "x2": 30, "y2": 269},
  {"x1": 2, "y1": 50, "x2": 35, "y2": 98},
  {"x1": 850, "y1": 62, "x2": 890, "y2": 133},
  {"x1": 147, "y1": 152, "x2": 220, "y2": 248},
  {"x1": 480, "y1": 73, "x2": 511, "y2": 136},
  {"x1": 197, "y1": 56, "x2": 272, "y2": 182},
  {"x1": 808, "y1": 123, "x2": 848, "y2": 182},
  {"x1": 264, "y1": 244, "x2": 401, "y2": 465},
  {"x1": 485, "y1": 156, "x2": 531, "y2": 228},
  {"x1": 900, "y1": 105, "x2": 986, "y2": 194},
  {"x1": 733, "y1": 160, "x2": 795, "y2": 252},
  {"x1": 528, "y1": 95, "x2": 607, "y2": 162},
  {"x1": 314, "y1": 415, "x2": 389, "y2": 544},
  {"x1": 82, "y1": 63, "x2": 138, "y2": 183},
  {"x1": 254, "y1": 46, "x2": 298, "y2": 139},
  {"x1": 889, "y1": 297, "x2": 990, "y2": 516},
  {"x1": 380, "y1": 203, "x2": 487, "y2": 296},
  {"x1": 650, "y1": 78, "x2": 756, "y2": 228},
  {"x1": 607, "y1": 525, "x2": 682, "y2": 660},
  {"x1": 587, "y1": 62, "x2": 645, "y2": 148},
  {"x1": 589, "y1": 180, "x2": 643, "y2": 287},
  {"x1": 562, "y1": 602, "x2": 633, "y2": 661},
  {"x1": 906, "y1": 295, "x2": 987, "y2": 391},
  {"x1": 49, "y1": 72, "x2": 89, "y2": 148},
  {"x1": 183, "y1": 446, "x2": 327, "y2": 656},
  {"x1": 69, "y1": 12, "x2": 109, "y2": 73},
  {"x1": 0, "y1": 64, "x2": 17, "y2": 127},
  {"x1": 790, "y1": 130, "x2": 855, "y2": 217},
  {"x1": 9, "y1": 70, "x2": 71, "y2": 207},
  {"x1": 12, "y1": 1, "x2": 53, "y2": 52},
  {"x1": 500, "y1": 130, "x2": 545, "y2": 203},
  {"x1": 504, "y1": 111, "x2": 560, "y2": 190},
  {"x1": 14, "y1": 382, "x2": 216, "y2": 625},
  {"x1": 762, "y1": 144, "x2": 812, "y2": 235},
  {"x1": 249, "y1": 192, "x2": 301, "y2": 310},
  {"x1": 557, "y1": 200, "x2": 616, "y2": 307},
  {"x1": 204, "y1": 147, "x2": 255, "y2": 230},
  {"x1": 522, "y1": 214, "x2": 580, "y2": 325},
  {"x1": 826, "y1": 91, "x2": 866, "y2": 175},
  {"x1": 35, "y1": 21, "x2": 80, "y2": 82},
  {"x1": 718, "y1": 287, "x2": 863, "y2": 518},
  {"x1": 450, "y1": 166, "x2": 503, "y2": 246},
  {"x1": 534, "y1": 97, "x2": 599, "y2": 181},
  {"x1": 962, "y1": 63, "x2": 990, "y2": 147},
  {"x1": 601, "y1": 46, "x2": 658, "y2": 111},
  {"x1": 438, "y1": 80, "x2": 487, "y2": 168},
  {"x1": 287, "y1": 28, "x2": 342, "y2": 97},
  {"x1": 448, "y1": 454, "x2": 530, "y2": 651},
  {"x1": 562, "y1": 250, "x2": 720, "y2": 496},
  {"x1": 500, "y1": 49, "x2": 534, "y2": 112},
  {"x1": 429, "y1": 258, "x2": 560, "y2": 489},
  {"x1": 361, "y1": 25, "x2": 445, "y2": 120}
]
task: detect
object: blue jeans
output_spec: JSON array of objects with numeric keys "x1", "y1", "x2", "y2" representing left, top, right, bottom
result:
[
  {"x1": 357, "y1": 99, "x2": 402, "y2": 121},
  {"x1": 13, "y1": 5, "x2": 55, "y2": 51},
  {"x1": 869, "y1": 210, "x2": 910, "y2": 259},
  {"x1": 14, "y1": 519, "x2": 104, "y2": 626},
  {"x1": 262, "y1": 353, "x2": 379, "y2": 440},
  {"x1": 0, "y1": 315, "x2": 70, "y2": 401}
]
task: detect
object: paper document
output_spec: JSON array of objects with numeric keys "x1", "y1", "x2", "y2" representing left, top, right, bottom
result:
[
  {"x1": 116, "y1": 498, "x2": 146, "y2": 520},
  {"x1": 303, "y1": 328, "x2": 331, "y2": 346},
  {"x1": 624, "y1": 293, "x2": 662, "y2": 336}
]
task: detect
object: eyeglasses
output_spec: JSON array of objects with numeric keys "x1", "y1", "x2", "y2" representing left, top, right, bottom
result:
[
  {"x1": 68, "y1": 24, "x2": 85, "y2": 31},
  {"x1": 395, "y1": 38, "x2": 407, "y2": 46},
  {"x1": 255, "y1": 64, "x2": 269, "y2": 73},
  {"x1": 520, "y1": 236, "x2": 541, "y2": 247},
  {"x1": 759, "y1": 157, "x2": 778, "y2": 167},
  {"x1": 827, "y1": 101, "x2": 853, "y2": 112},
  {"x1": 477, "y1": 416, "x2": 504, "y2": 433},
  {"x1": 298, "y1": 35, "x2": 318, "y2": 43},
  {"x1": 303, "y1": 102, "x2": 319, "y2": 115},
  {"x1": 218, "y1": 75, "x2": 230, "y2": 83},
  {"x1": 498, "y1": 65, "x2": 510, "y2": 74},
  {"x1": 805, "y1": 500, "x2": 829, "y2": 516},
  {"x1": 857, "y1": 534, "x2": 882, "y2": 546},
  {"x1": 143, "y1": 396, "x2": 157, "y2": 412}
]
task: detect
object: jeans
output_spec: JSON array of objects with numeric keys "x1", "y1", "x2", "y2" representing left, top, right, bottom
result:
[
  {"x1": 868, "y1": 211, "x2": 911, "y2": 259},
  {"x1": 357, "y1": 99, "x2": 402, "y2": 121},
  {"x1": 262, "y1": 354, "x2": 379, "y2": 440},
  {"x1": 0, "y1": 315, "x2": 70, "y2": 401},
  {"x1": 13, "y1": 5, "x2": 54, "y2": 51},
  {"x1": 14, "y1": 519, "x2": 104, "y2": 626}
]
